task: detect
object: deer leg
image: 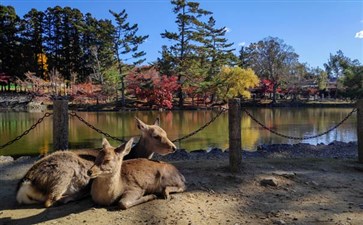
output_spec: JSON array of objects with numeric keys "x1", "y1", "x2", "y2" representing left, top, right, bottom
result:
[
  {"x1": 162, "y1": 186, "x2": 186, "y2": 200},
  {"x1": 118, "y1": 191, "x2": 157, "y2": 210},
  {"x1": 59, "y1": 183, "x2": 92, "y2": 204},
  {"x1": 44, "y1": 172, "x2": 74, "y2": 207}
]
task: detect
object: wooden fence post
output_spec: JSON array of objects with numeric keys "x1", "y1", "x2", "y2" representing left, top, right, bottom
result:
[
  {"x1": 53, "y1": 97, "x2": 69, "y2": 150},
  {"x1": 357, "y1": 100, "x2": 363, "y2": 163},
  {"x1": 228, "y1": 98, "x2": 242, "y2": 172}
]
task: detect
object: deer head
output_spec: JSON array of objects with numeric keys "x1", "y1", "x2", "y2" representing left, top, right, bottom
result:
[
  {"x1": 88, "y1": 138, "x2": 133, "y2": 178},
  {"x1": 135, "y1": 117, "x2": 176, "y2": 155}
]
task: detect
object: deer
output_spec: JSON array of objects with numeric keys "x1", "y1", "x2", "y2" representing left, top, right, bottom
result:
[
  {"x1": 88, "y1": 138, "x2": 186, "y2": 209},
  {"x1": 16, "y1": 117, "x2": 177, "y2": 207}
]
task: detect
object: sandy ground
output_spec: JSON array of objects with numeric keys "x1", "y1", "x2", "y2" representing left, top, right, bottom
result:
[{"x1": 1, "y1": 155, "x2": 363, "y2": 225}]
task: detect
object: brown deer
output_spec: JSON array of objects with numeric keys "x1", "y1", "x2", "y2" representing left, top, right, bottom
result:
[
  {"x1": 16, "y1": 151, "x2": 94, "y2": 207},
  {"x1": 88, "y1": 138, "x2": 186, "y2": 209},
  {"x1": 16, "y1": 117, "x2": 177, "y2": 207}
]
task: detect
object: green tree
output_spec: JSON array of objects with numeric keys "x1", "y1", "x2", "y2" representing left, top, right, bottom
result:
[
  {"x1": 0, "y1": 5, "x2": 24, "y2": 78},
  {"x1": 201, "y1": 16, "x2": 235, "y2": 80},
  {"x1": 324, "y1": 50, "x2": 359, "y2": 98},
  {"x1": 238, "y1": 45, "x2": 251, "y2": 69},
  {"x1": 246, "y1": 37, "x2": 299, "y2": 103},
  {"x1": 21, "y1": 9, "x2": 45, "y2": 78},
  {"x1": 312, "y1": 67, "x2": 328, "y2": 91},
  {"x1": 109, "y1": 9, "x2": 148, "y2": 107},
  {"x1": 160, "y1": 0, "x2": 211, "y2": 108}
]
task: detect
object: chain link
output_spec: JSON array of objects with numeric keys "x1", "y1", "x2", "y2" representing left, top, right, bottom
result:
[
  {"x1": 0, "y1": 112, "x2": 53, "y2": 150},
  {"x1": 172, "y1": 108, "x2": 227, "y2": 143},
  {"x1": 69, "y1": 112, "x2": 127, "y2": 143},
  {"x1": 243, "y1": 108, "x2": 357, "y2": 140}
]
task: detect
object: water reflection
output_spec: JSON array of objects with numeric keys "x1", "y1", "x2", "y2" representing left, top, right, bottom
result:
[{"x1": 0, "y1": 108, "x2": 357, "y2": 156}]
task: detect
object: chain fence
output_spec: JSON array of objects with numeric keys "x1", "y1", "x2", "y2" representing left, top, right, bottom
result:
[
  {"x1": 243, "y1": 107, "x2": 357, "y2": 140},
  {"x1": 0, "y1": 105, "x2": 358, "y2": 150},
  {"x1": 69, "y1": 112, "x2": 127, "y2": 143},
  {"x1": 172, "y1": 107, "x2": 228, "y2": 143},
  {"x1": 0, "y1": 112, "x2": 53, "y2": 150}
]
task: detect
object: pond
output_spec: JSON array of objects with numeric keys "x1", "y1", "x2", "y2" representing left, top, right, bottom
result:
[{"x1": 0, "y1": 107, "x2": 357, "y2": 157}]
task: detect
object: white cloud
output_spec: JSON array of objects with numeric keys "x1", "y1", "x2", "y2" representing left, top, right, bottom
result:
[
  {"x1": 355, "y1": 31, "x2": 363, "y2": 39},
  {"x1": 238, "y1": 42, "x2": 246, "y2": 46},
  {"x1": 224, "y1": 27, "x2": 231, "y2": 33}
]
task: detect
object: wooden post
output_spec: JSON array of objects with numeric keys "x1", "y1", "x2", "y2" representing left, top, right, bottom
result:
[
  {"x1": 53, "y1": 97, "x2": 69, "y2": 150},
  {"x1": 228, "y1": 98, "x2": 242, "y2": 172},
  {"x1": 357, "y1": 100, "x2": 363, "y2": 163}
]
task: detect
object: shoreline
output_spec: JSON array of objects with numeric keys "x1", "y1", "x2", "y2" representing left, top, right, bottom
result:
[
  {"x1": 1, "y1": 141, "x2": 358, "y2": 163},
  {"x1": 0, "y1": 92, "x2": 356, "y2": 112}
]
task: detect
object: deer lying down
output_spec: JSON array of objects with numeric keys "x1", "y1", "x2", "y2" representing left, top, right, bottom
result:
[
  {"x1": 16, "y1": 117, "x2": 176, "y2": 207},
  {"x1": 16, "y1": 151, "x2": 93, "y2": 207},
  {"x1": 73, "y1": 117, "x2": 177, "y2": 160},
  {"x1": 88, "y1": 138, "x2": 186, "y2": 210}
]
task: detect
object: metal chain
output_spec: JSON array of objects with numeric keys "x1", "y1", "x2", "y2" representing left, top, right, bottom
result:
[
  {"x1": 172, "y1": 108, "x2": 227, "y2": 143},
  {"x1": 243, "y1": 108, "x2": 357, "y2": 140},
  {"x1": 0, "y1": 112, "x2": 53, "y2": 150},
  {"x1": 69, "y1": 112, "x2": 127, "y2": 143}
]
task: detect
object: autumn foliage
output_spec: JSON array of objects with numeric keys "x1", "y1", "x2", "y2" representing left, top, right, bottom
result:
[
  {"x1": 214, "y1": 66, "x2": 260, "y2": 100},
  {"x1": 127, "y1": 68, "x2": 179, "y2": 109}
]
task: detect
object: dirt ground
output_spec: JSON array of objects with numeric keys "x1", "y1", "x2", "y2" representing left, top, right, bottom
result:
[{"x1": 1, "y1": 156, "x2": 363, "y2": 225}]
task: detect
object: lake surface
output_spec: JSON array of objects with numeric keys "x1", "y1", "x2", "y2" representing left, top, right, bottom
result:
[{"x1": 0, "y1": 107, "x2": 357, "y2": 156}]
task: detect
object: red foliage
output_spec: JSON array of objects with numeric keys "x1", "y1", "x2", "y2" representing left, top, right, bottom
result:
[
  {"x1": 259, "y1": 79, "x2": 282, "y2": 94},
  {"x1": 127, "y1": 68, "x2": 180, "y2": 109},
  {"x1": 0, "y1": 73, "x2": 11, "y2": 84}
]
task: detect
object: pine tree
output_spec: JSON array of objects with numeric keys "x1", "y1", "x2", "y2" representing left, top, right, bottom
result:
[
  {"x1": 160, "y1": 0, "x2": 211, "y2": 108},
  {"x1": 0, "y1": 5, "x2": 24, "y2": 78},
  {"x1": 109, "y1": 9, "x2": 148, "y2": 107}
]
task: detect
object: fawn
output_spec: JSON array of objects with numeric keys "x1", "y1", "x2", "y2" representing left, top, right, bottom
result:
[
  {"x1": 88, "y1": 138, "x2": 186, "y2": 209},
  {"x1": 16, "y1": 117, "x2": 176, "y2": 207}
]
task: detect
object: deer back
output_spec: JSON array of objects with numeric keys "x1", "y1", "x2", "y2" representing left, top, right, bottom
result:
[{"x1": 121, "y1": 158, "x2": 186, "y2": 194}]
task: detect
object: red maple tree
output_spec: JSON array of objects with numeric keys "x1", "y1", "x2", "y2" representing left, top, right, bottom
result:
[{"x1": 127, "y1": 68, "x2": 179, "y2": 109}]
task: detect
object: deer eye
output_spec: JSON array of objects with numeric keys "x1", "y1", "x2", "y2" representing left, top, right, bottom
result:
[{"x1": 153, "y1": 135, "x2": 161, "y2": 141}]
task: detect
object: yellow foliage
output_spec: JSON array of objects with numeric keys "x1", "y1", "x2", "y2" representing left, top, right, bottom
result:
[
  {"x1": 37, "y1": 53, "x2": 48, "y2": 79},
  {"x1": 215, "y1": 66, "x2": 259, "y2": 100}
]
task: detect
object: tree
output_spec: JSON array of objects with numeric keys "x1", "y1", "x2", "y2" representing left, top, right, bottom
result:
[
  {"x1": 246, "y1": 37, "x2": 299, "y2": 103},
  {"x1": 0, "y1": 5, "x2": 24, "y2": 78},
  {"x1": 21, "y1": 9, "x2": 45, "y2": 78},
  {"x1": 126, "y1": 67, "x2": 179, "y2": 109},
  {"x1": 324, "y1": 50, "x2": 360, "y2": 98},
  {"x1": 37, "y1": 53, "x2": 48, "y2": 78},
  {"x1": 160, "y1": 0, "x2": 211, "y2": 108},
  {"x1": 109, "y1": 9, "x2": 148, "y2": 107},
  {"x1": 214, "y1": 66, "x2": 259, "y2": 101},
  {"x1": 201, "y1": 16, "x2": 235, "y2": 79},
  {"x1": 197, "y1": 16, "x2": 236, "y2": 103},
  {"x1": 312, "y1": 67, "x2": 328, "y2": 92},
  {"x1": 238, "y1": 45, "x2": 251, "y2": 69}
]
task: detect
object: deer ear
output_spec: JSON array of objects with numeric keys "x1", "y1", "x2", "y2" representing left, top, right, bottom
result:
[
  {"x1": 153, "y1": 118, "x2": 160, "y2": 126},
  {"x1": 102, "y1": 138, "x2": 111, "y2": 149},
  {"x1": 135, "y1": 117, "x2": 148, "y2": 130},
  {"x1": 116, "y1": 138, "x2": 134, "y2": 157}
]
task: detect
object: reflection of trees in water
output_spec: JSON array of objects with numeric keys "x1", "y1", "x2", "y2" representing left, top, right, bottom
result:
[
  {"x1": 241, "y1": 115, "x2": 259, "y2": 151},
  {"x1": 0, "y1": 108, "x2": 357, "y2": 155}
]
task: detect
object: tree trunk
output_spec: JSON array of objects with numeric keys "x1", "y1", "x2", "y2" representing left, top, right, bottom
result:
[{"x1": 272, "y1": 84, "x2": 278, "y2": 103}]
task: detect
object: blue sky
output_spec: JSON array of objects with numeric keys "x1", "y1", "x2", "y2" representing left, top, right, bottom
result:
[{"x1": 1, "y1": 0, "x2": 363, "y2": 68}]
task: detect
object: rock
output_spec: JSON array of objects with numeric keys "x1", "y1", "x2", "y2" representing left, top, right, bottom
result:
[
  {"x1": 272, "y1": 219, "x2": 286, "y2": 225},
  {"x1": 0, "y1": 155, "x2": 14, "y2": 163},
  {"x1": 260, "y1": 177, "x2": 278, "y2": 187},
  {"x1": 272, "y1": 171, "x2": 296, "y2": 178},
  {"x1": 208, "y1": 148, "x2": 223, "y2": 154}
]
